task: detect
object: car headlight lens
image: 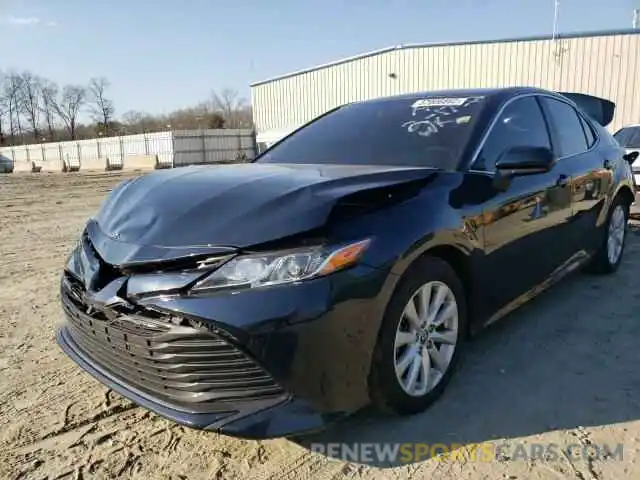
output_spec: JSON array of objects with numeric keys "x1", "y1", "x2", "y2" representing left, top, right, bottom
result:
[{"x1": 192, "y1": 239, "x2": 371, "y2": 291}]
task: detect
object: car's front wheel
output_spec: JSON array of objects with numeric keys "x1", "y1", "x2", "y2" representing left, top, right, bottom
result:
[{"x1": 369, "y1": 255, "x2": 466, "y2": 415}]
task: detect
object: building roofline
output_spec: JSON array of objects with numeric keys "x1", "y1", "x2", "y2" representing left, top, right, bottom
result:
[{"x1": 250, "y1": 28, "x2": 640, "y2": 87}]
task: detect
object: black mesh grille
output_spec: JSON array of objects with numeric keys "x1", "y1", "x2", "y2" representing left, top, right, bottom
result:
[{"x1": 60, "y1": 277, "x2": 285, "y2": 413}]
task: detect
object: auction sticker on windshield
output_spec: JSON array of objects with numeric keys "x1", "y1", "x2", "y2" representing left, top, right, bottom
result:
[{"x1": 410, "y1": 98, "x2": 470, "y2": 109}]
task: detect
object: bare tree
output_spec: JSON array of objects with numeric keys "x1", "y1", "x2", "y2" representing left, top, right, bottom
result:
[
  {"x1": 0, "y1": 66, "x2": 253, "y2": 145},
  {"x1": 211, "y1": 88, "x2": 248, "y2": 128},
  {"x1": 235, "y1": 105, "x2": 254, "y2": 128},
  {"x1": 0, "y1": 72, "x2": 6, "y2": 143},
  {"x1": 121, "y1": 109, "x2": 144, "y2": 125},
  {"x1": 87, "y1": 77, "x2": 115, "y2": 134},
  {"x1": 18, "y1": 71, "x2": 42, "y2": 140},
  {"x1": 0, "y1": 98, "x2": 6, "y2": 145},
  {"x1": 54, "y1": 85, "x2": 86, "y2": 140},
  {"x1": 3, "y1": 73, "x2": 24, "y2": 144},
  {"x1": 121, "y1": 110, "x2": 156, "y2": 133},
  {"x1": 40, "y1": 79, "x2": 59, "y2": 139}
]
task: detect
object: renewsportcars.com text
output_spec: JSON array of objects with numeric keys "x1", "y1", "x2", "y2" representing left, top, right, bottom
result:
[{"x1": 310, "y1": 442, "x2": 625, "y2": 464}]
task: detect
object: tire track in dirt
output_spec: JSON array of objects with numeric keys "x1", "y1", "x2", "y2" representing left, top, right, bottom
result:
[{"x1": 252, "y1": 452, "x2": 325, "y2": 480}]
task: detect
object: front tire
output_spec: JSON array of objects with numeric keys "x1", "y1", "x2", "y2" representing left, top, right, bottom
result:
[
  {"x1": 587, "y1": 195, "x2": 629, "y2": 274},
  {"x1": 369, "y1": 255, "x2": 467, "y2": 415}
]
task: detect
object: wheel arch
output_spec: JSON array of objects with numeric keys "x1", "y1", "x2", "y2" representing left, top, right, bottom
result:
[
  {"x1": 595, "y1": 182, "x2": 634, "y2": 227},
  {"x1": 616, "y1": 184, "x2": 635, "y2": 208},
  {"x1": 419, "y1": 244, "x2": 475, "y2": 338},
  {"x1": 379, "y1": 240, "x2": 477, "y2": 340}
]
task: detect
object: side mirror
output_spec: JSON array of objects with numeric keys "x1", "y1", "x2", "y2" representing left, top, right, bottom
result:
[
  {"x1": 493, "y1": 146, "x2": 555, "y2": 191},
  {"x1": 495, "y1": 146, "x2": 556, "y2": 176},
  {"x1": 623, "y1": 151, "x2": 639, "y2": 165}
]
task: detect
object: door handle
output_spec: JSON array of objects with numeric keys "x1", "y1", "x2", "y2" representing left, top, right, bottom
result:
[{"x1": 556, "y1": 174, "x2": 569, "y2": 187}]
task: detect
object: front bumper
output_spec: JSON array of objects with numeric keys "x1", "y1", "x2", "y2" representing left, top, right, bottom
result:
[
  {"x1": 57, "y1": 326, "x2": 342, "y2": 438},
  {"x1": 57, "y1": 263, "x2": 391, "y2": 438}
]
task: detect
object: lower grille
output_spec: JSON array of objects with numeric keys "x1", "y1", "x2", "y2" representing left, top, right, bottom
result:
[{"x1": 60, "y1": 277, "x2": 285, "y2": 413}]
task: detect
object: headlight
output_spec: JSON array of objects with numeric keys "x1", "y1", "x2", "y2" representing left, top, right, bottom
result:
[{"x1": 191, "y1": 239, "x2": 371, "y2": 291}]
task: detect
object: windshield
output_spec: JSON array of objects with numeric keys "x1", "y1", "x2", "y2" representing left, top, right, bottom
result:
[
  {"x1": 256, "y1": 95, "x2": 487, "y2": 169},
  {"x1": 614, "y1": 127, "x2": 640, "y2": 148}
]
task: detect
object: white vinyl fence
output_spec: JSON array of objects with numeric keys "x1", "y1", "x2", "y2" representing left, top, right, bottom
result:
[{"x1": 0, "y1": 129, "x2": 257, "y2": 173}]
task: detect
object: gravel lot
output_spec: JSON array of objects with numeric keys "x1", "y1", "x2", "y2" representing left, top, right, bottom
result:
[{"x1": 1, "y1": 171, "x2": 639, "y2": 480}]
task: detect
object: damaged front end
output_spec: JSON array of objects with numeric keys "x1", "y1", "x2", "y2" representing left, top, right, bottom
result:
[
  {"x1": 57, "y1": 221, "x2": 382, "y2": 437},
  {"x1": 56, "y1": 163, "x2": 439, "y2": 437},
  {"x1": 58, "y1": 228, "x2": 299, "y2": 435}
]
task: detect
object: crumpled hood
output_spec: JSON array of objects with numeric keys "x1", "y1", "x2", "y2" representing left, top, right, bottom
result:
[{"x1": 91, "y1": 163, "x2": 437, "y2": 265}]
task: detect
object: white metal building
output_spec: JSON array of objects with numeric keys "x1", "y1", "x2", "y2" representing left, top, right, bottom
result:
[{"x1": 251, "y1": 28, "x2": 640, "y2": 145}]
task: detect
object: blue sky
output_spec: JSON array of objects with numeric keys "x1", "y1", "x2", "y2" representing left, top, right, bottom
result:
[{"x1": 3, "y1": 0, "x2": 639, "y2": 118}]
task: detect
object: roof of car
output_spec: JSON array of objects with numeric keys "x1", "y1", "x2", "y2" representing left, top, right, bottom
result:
[{"x1": 357, "y1": 86, "x2": 560, "y2": 105}]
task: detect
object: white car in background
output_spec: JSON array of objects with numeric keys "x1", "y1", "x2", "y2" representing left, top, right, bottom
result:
[
  {"x1": 614, "y1": 125, "x2": 640, "y2": 187},
  {"x1": 255, "y1": 126, "x2": 297, "y2": 154},
  {"x1": 0, "y1": 154, "x2": 13, "y2": 173}
]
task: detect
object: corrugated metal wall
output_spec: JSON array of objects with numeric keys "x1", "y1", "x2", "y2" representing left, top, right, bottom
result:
[
  {"x1": 172, "y1": 129, "x2": 256, "y2": 166},
  {"x1": 251, "y1": 31, "x2": 640, "y2": 134}
]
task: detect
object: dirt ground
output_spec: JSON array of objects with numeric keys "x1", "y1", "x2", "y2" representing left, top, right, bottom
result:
[{"x1": 1, "y1": 171, "x2": 639, "y2": 480}]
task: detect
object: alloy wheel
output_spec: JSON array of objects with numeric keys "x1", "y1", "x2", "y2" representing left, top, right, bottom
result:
[
  {"x1": 393, "y1": 281, "x2": 459, "y2": 397},
  {"x1": 607, "y1": 204, "x2": 626, "y2": 265}
]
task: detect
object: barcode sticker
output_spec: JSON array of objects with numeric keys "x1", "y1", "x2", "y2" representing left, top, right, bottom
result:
[{"x1": 410, "y1": 98, "x2": 469, "y2": 109}]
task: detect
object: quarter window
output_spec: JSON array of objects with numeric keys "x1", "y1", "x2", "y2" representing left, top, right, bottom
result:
[
  {"x1": 579, "y1": 115, "x2": 596, "y2": 148},
  {"x1": 474, "y1": 96, "x2": 551, "y2": 172},
  {"x1": 541, "y1": 98, "x2": 589, "y2": 157}
]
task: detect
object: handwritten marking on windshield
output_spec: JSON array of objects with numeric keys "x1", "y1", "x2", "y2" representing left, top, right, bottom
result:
[
  {"x1": 411, "y1": 104, "x2": 456, "y2": 117},
  {"x1": 403, "y1": 96, "x2": 484, "y2": 137},
  {"x1": 402, "y1": 114, "x2": 456, "y2": 137}
]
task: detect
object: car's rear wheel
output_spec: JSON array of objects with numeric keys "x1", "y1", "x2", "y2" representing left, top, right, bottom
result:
[
  {"x1": 369, "y1": 255, "x2": 466, "y2": 415},
  {"x1": 587, "y1": 195, "x2": 629, "y2": 274}
]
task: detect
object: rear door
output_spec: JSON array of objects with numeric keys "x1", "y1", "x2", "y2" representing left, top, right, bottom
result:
[{"x1": 539, "y1": 96, "x2": 611, "y2": 254}]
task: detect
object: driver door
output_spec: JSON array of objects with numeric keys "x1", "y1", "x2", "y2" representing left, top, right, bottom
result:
[{"x1": 472, "y1": 95, "x2": 575, "y2": 316}]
